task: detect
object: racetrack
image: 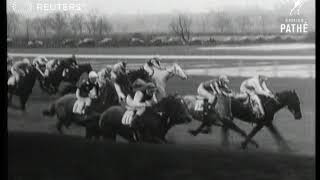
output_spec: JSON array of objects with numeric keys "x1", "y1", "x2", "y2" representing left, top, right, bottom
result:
[{"x1": 7, "y1": 44, "x2": 315, "y2": 179}]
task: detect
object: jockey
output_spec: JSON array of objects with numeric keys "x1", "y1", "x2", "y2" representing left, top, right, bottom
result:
[
  {"x1": 7, "y1": 55, "x2": 13, "y2": 72},
  {"x1": 197, "y1": 75, "x2": 233, "y2": 107},
  {"x1": 60, "y1": 55, "x2": 78, "y2": 69},
  {"x1": 111, "y1": 61, "x2": 128, "y2": 102},
  {"x1": 97, "y1": 65, "x2": 113, "y2": 87},
  {"x1": 32, "y1": 56, "x2": 48, "y2": 77},
  {"x1": 143, "y1": 56, "x2": 164, "y2": 76},
  {"x1": 73, "y1": 71, "x2": 99, "y2": 115},
  {"x1": 240, "y1": 75, "x2": 275, "y2": 117},
  {"x1": 122, "y1": 79, "x2": 158, "y2": 140},
  {"x1": 44, "y1": 59, "x2": 60, "y2": 77},
  {"x1": 8, "y1": 58, "x2": 32, "y2": 87}
]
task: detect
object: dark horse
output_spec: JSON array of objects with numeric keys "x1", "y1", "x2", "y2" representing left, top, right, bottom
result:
[
  {"x1": 42, "y1": 78, "x2": 119, "y2": 137},
  {"x1": 45, "y1": 63, "x2": 93, "y2": 96},
  {"x1": 183, "y1": 94, "x2": 259, "y2": 147},
  {"x1": 41, "y1": 68, "x2": 151, "y2": 138},
  {"x1": 97, "y1": 94, "x2": 193, "y2": 143},
  {"x1": 229, "y1": 90, "x2": 302, "y2": 151},
  {"x1": 8, "y1": 65, "x2": 41, "y2": 111}
]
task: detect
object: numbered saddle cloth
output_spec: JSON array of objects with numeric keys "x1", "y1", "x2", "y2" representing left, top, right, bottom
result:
[
  {"x1": 194, "y1": 96, "x2": 205, "y2": 111},
  {"x1": 122, "y1": 106, "x2": 136, "y2": 125}
]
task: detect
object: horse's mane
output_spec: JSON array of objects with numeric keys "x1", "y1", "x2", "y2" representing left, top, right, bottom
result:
[
  {"x1": 127, "y1": 68, "x2": 151, "y2": 84},
  {"x1": 116, "y1": 72, "x2": 134, "y2": 97}
]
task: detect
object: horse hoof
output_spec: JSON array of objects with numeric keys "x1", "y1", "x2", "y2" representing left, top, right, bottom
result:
[
  {"x1": 188, "y1": 130, "x2": 197, "y2": 136},
  {"x1": 240, "y1": 142, "x2": 247, "y2": 150}
]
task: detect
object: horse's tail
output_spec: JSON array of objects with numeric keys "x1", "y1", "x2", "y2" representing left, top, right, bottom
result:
[{"x1": 42, "y1": 103, "x2": 56, "y2": 117}]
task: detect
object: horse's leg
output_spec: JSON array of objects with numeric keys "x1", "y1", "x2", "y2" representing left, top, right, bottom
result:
[
  {"x1": 222, "y1": 120, "x2": 259, "y2": 148},
  {"x1": 56, "y1": 120, "x2": 64, "y2": 134},
  {"x1": 19, "y1": 94, "x2": 29, "y2": 111},
  {"x1": 188, "y1": 122, "x2": 208, "y2": 136},
  {"x1": 221, "y1": 124, "x2": 230, "y2": 147},
  {"x1": 266, "y1": 123, "x2": 292, "y2": 152},
  {"x1": 101, "y1": 126, "x2": 116, "y2": 142},
  {"x1": 241, "y1": 123, "x2": 264, "y2": 149}
]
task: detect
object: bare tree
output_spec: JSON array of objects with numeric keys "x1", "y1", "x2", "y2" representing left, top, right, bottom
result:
[
  {"x1": 97, "y1": 16, "x2": 112, "y2": 38},
  {"x1": 235, "y1": 15, "x2": 252, "y2": 33},
  {"x1": 70, "y1": 14, "x2": 84, "y2": 36},
  {"x1": 85, "y1": 13, "x2": 98, "y2": 36},
  {"x1": 214, "y1": 12, "x2": 232, "y2": 33},
  {"x1": 169, "y1": 14, "x2": 192, "y2": 44},
  {"x1": 25, "y1": 18, "x2": 32, "y2": 40},
  {"x1": 39, "y1": 16, "x2": 51, "y2": 37},
  {"x1": 48, "y1": 12, "x2": 70, "y2": 38},
  {"x1": 32, "y1": 18, "x2": 42, "y2": 38},
  {"x1": 7, "y1": 12, "x2": 20, "y2": 37}
]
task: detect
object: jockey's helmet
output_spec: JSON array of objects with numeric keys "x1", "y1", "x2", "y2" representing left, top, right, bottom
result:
[
  {"x1": 113, "y1": 62, "x2": 126, "y2": 74},
  {"x1": 219, "y1": 75, "x2": 230, "y2": 84},
  {"x1": 147, "y1": 56, "x2": 161, "y2": 68},
  {"x1": 22, "y1": 58, "x2": 30, "y2": 64},
  {"x1": 7, "y1": 55, "x2": 13, "y2": 63},
  {"x1": 259, "y1": 75, "x2": 268, "y2": 82},
  {"x1": 89, "y1": 71, "x2": 98, "y2": 82}
]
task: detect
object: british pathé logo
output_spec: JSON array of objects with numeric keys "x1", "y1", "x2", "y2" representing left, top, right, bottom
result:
[{"x1": 280, "y1": 0, "x2": 309, "y2": 33}]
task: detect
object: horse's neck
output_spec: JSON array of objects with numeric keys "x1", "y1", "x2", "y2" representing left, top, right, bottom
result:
[
  {"x1": 152, "y1": 68, "x2": 170, "y2": 91},
  {"x1": 263, "y1": 93, "x2": 287, "y2": 115}
]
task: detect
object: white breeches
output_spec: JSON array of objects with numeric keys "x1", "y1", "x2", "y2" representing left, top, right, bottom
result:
[{"x1": 197, "y1": 84, "x2": 216, "y2": 103}]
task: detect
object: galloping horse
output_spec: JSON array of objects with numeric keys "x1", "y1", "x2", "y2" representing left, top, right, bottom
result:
[
  {"x1": 97, "y1": 94, "x2": 193, "y2": 143},
  {"x1": 147, "y1": 62, "x2": 188, "y2": 100},
  {"x1": 56, "y1": 63, "x2": 93, "y2": 96},
  {"x1": 230, "y1": 90, "x2": 302, "y2": 151},
  {"x1": 8, "y1": 65, "x2": 42, "y2": 111},
  {"x1": 183, "y1": 94, "x2": 259, "y2": 148},
  {"x1": 42, "y1": 77, "x2": 119, "y2": 136}
]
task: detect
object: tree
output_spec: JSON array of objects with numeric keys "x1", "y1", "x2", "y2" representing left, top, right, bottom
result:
[
  {"x1": 169, "y1": 14, "x2": 192, "y2": 44},
  {"x1": 39, "y1": 16, "x2": 51, "y2": 37},
  {"x1": 32, "y1": 17, "x2": 42, "y2": 38},
  {"x1": 97, "y1": 16, "x2": 112, "y2": 38},
  {"x1": 214, "y1": 12, "x2": 232, "y2": 33},
  {"x1": 7, "y1": 12, "x2": 20, "y2": 37},
  {"x1": 48, "y1": 12, "x2": 70, "y2": 38},
  {"x1": 70, "y1": 14, "x2": 84, "y2": 36},
  {"x1": 85, "y1": 13, "x2": 98, "y2": 36},
  {"x1": 235, "y1": 15, "x2": 252, "y2": 33}
]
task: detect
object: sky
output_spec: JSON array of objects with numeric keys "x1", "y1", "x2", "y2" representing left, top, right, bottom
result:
[{"x1": 7, "y1": 0, "x2": 315, "y2": 16}]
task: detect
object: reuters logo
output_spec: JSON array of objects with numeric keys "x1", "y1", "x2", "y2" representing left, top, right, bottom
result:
[{"x1": 9, "y1": 0, "x2": 33, "y2": 16}]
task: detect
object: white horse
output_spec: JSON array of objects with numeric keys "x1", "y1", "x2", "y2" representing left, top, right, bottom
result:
[{"x1": 145, "y1": 62, "x2": 188, "y2": 100}]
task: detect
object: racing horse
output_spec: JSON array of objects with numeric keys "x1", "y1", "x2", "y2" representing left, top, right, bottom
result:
[
  {"x1": 42, "y1": 74, "x2": 118, "y2": 135},
  {"x1": 97, "y1": 94, "x2": 193, "y2": 143},
  {"x1": 55, "y1": 63, "x2": 93, "y2": 96},
  {"x1": 41, "y1": 68, "x2": 150, "y2": 137},
  {"x1": 229, "y1": 90, "x2": 302, "y2": 151},
  {"x1": 8, "y1": 64, "x2": 42, "y2": 111},
  {"x1": 183, "y1": 94, "x2": 259, "y2": 148},
  {"x1": 146, "y1": 62, "x2": 188, "y2": 100}
]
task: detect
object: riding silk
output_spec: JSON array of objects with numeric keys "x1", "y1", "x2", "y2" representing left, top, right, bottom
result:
[
  {"x1": 8, "y1": 61, "x2": 31, "y2": 87},
  {"x1": 194, "y1": 97, "x2": 205, "y2": 111}
]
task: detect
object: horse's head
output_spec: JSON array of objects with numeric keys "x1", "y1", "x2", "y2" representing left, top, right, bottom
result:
[
  {"x1": 277, "y1": 90, "x2": 302, "y2": 120},
  {"x1": 170, "y1": 63, "x2": 188, "y2": 80},
  {"x1": 157, "y1": 94, "x2": 193, "y2": 125}
]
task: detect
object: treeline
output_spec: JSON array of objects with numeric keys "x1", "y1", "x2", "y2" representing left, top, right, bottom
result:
[{"x1": 7, "y1": 6, "x2": 315, "y2": 48}]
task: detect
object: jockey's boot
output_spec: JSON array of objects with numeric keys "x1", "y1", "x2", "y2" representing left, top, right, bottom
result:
[{"x1": 131, "y1": 115, "x2": 143, "y2": 142}]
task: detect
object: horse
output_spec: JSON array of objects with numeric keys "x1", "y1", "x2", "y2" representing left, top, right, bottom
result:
[
  {"x1": 229, "y1": 90, "x2": 302, "y2": 151},
  {"x1": 96, "y1": 94, "x2": 193, "y2": 143},
  {"x1": 8, "y1": 65, "x2": 42, "y2": 111},
  {"x1": 42, "y1": 78, "x2": 119, "y2": 137},
  {"x1": 183, "y1": 94, "x2": 259, "y2": 148},
  {"x1": 56, "y1": 63, "x2": 93, "y2": 96},
  {"x1": 147, "y1": 63, "x2": 188, "y2": 100}
]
